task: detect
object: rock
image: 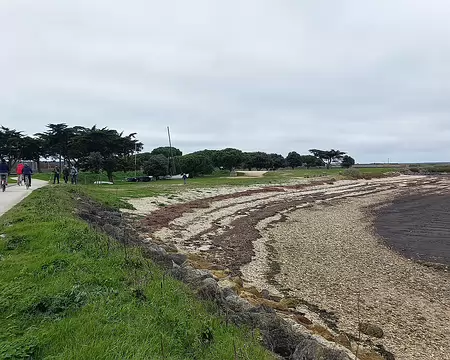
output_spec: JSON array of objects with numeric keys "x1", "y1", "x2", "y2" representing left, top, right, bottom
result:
[
  {"x1": 231, "y1": 276, "x2": 244, "y2": 287},
  {"x1": 220, "y1": 286, "x2": 236, "y2": 298},
  {"x1": 261, "y1": 289, "x2": 270, "y2": 299},
  {"x1": 209, "y1": 264, "x2": 226, "y2": 270},
  {"x1": 241, "y1": 286, "x2": 260, "y2": 297},
  {"x1": 224, "y1": 294, "x2": 253, "y2": 312},
  {"x1": 291, "y1": 336, "x2": 353, "y2": 360},
  {"x1": 374, "y1": 344, "x2": 396, "y2": 360},
  {"x1": 240, "y1": 291, "x2": 258, "y2": 300},
  {"x1": 310, "y1": 324, "x2": 335, "y2": 342},
  {"x1": 171, "y1": 264, "x2": 212, "y2": 286},
  {"x1": 211, "y1": 270, "x2": 228, "y2": 279},
  {"x1": 250, "y1": 298, "x2": 288, "y2": 311},
  {"x1": 359, "y1": 322, "x2": 384, "y2": 338},
  {"x1": 335, "y1": 333, "x2": 351, "y2": 349},
  {"x1": 293, "y1": 314, "x2": 313, "y2": 326},
  {"x1": 143, "y1": 244, "x2": 167, "y2": 258},
  {"x1": 167, "y1": 253, "x2": 187, "y2": 265},
  {"x1": 197, "y1": 277, "x2": 219, "y2": 300},
  {"x1": 358, "y1": 349, "x2": 385, "y2": 360},
  {"x1": 218, "y1": 279, "x2": 241, "y2": 292},
  {"x1": 269, "y1": 294, "x2": 283, "y2": 302},
  {"x1": 280, "y1": 297, "x2": 301, "y2": 309},
  {"x1": 255, "y1": 311, "x2": 314, "y2": 358},
  {"x1": 160, "y1": 242, "x2": 178, "y2": 253}
]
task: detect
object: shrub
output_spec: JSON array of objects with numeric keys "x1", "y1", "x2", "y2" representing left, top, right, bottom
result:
[{"x1": 342, "y1": 168, "x2": 362, "y2": 179}]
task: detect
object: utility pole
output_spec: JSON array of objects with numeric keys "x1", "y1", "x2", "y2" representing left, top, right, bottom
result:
[
  {"x1": 134, "y1": 142, "x2": 137, "y2": 177},
  {"x1": 167, "y1": 126, "x2": 173, "y2": 176}
]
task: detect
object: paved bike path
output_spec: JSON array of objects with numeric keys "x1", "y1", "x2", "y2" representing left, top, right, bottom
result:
[{"x1": 0, "y1": 179, "x2": 48, "y2": 217}]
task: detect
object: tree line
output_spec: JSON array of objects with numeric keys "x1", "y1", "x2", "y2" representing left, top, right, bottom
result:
[
  {"x1": 0, "y1": 124, "x2": 142, "y2": 181},
  {"x1": 0, "y1": 124, "x2": 355, "y2": 180},
  {"x1": 138, "y1": 147, "x2": 356, "y2": 178}
]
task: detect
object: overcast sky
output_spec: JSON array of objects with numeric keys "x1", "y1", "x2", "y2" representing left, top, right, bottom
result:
[{"x1": 2, "y1": 1, "x2": 450, "y2": 163}]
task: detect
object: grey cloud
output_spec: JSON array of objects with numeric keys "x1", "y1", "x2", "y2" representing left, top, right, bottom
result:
[{"x1": 2, "y1": 0, "x2": 450, "y2": 162}]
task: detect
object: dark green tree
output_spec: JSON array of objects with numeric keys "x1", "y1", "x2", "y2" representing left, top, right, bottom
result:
[
  {"x1": 286, "y1": 151, "x2": 302, "y2": 169},
  {"x1": 341, "y1": 155, "x2": 356, "y2": 168},
  {"x1": 309, "y1": 149, "x2": 346, "y2": 169},
  {"x1": 84, "y1": 152, "x2": 104, "y2": 173},
  {"x1": 37, "y1": 123, "x2": 75, "y2": 169},
  {"x1": 215, "y1": 148, "x2": 243, "y2": 171},
  {"x1": 143, "y1": 155, "x2": 169, "y2": 178},
  {"x1": 269, "y1": 153, "x2": 285, "y2": 170},
  {"x1": 0, "y1": 127, "x2": 24, "y2": 168},
  {"x1": 103, "y1": 156, "x2": 119, "y2": 182},
  {"x1": 68, "y1": 126, "x2": 142, "y2": 167},
  {"x1": 117, "y1": 155, "x2": 135, "y2": 173},
  {"x1": 252, "y1": 152, "x2": 272, "y2": 170},
  {"x1": 151, "y1": 146, "x2": 182, "y2": 158},
  {"x1": 178, "y1": 154, "x2": 214, "y2": 177},
  {"x1": 300, "y1": 155, "x2": 324, "y2": 168},
  {"x1": 192, "y1": 149, "x2": 219, "y2": 167},
  {"x1": 22, "y1": 136, "x2": 45, "y2": 172},
  {"x1": 136, "y1": 152, "x2": 153, "y2": 168},
  {"x1": 151, "y1": 146, "x2": 182, "y2": 175}
]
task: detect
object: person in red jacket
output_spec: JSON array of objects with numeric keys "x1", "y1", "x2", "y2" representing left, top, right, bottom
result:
[{"x1": 16, "y1": 162, "x2": 24, "y2": 186}]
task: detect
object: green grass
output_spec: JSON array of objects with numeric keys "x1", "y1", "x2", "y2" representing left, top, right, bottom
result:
[
  {"x1": 264, "y1": 166, "x2": 399, "y2": 178},
  {"x1": 0, "y1": 187, "x2": 273, "y2": 360},
  {"x1": 33, "y1": 167, "x2": 399, "y2": 211},
  {"x1": 33, "y1": 171, "x2": 146, "y2": 185}
]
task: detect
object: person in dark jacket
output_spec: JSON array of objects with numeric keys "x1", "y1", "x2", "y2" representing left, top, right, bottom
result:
[
  {"x1": 53, "y1": 166, "x2": 60, "y2": 184},
  {"x1": 23, "y1": 164, "x2": 33, "y2": 187},
  {"x1": 0, "y1": 159, "x2": 9, "y2": 186},
  {"x1": 62, "y1": 165, "x2": 70, "y2": 184}
]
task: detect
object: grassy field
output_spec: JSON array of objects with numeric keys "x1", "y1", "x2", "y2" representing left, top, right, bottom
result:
[
  {"x1": 0, "y1": 187, "x2": 273, "y2": 360},
  {"x1": 34, "y1": 167, "x2": 399, "y2": 210}
]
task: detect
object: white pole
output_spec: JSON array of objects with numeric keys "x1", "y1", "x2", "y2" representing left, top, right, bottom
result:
[{"x1": 134, "y1": 142, "x2": 137, "y2": 177}]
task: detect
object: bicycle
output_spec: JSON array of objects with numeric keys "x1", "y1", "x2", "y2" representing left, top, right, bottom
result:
[
  {"x1": 24, "y1": 175, "x2": 30, "y2": 190},
  {"x1": 0, "y1": 174, "x2": 7, "y2": 192}
]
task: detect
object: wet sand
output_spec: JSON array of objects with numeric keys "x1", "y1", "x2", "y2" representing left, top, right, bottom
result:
[{"x1": 375, "y1": 192, "x2": 450, "y2": 267}]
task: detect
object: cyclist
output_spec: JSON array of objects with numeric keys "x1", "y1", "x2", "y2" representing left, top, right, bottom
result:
[
  {"x1": 23, "y1": 164, "x2": 33, "y2": 187},
  {"x1": 0, "y1": 159, "x2": 9, "y2": 187},
  {"x1": 16, "y1": 161, "x2": 24, "y2": 185}
]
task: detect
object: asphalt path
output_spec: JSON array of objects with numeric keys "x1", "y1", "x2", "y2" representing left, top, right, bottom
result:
[{"x1": 0, "y1": 178, "x2": 48, "y2": 216}]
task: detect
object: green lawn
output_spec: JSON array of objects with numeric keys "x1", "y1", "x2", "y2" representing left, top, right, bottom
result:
[
  {"x1": 0, "y1": 187, "x2": 273, "y2": 360},
  {"x1": 34, "y1": 167, "x2": 400, "y2": 210}
]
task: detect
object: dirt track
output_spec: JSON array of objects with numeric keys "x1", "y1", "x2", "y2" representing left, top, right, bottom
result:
[{"x1": 134, "y1": 175, "x2": 450, "y2": 360}]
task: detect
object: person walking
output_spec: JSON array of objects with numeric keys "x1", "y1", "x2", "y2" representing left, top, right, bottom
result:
[
  {"x1": 0, "y1": 159, "x2": 9, "y2": 187},
  {"x1": 70, "y1": 166, "x2": 78, "y2": 185},
  {"x1": 53, "y1": 166, "x2": 60, "y2": 184},
  {"x1": 182, "y1": 173, "x2": 188, "y2": 185},
  {"x1": 62, "y1": 165, "x2": 70, "y2": 184},
  {"x1": 23, "y1": 164, "x2": 33, "y2": 187},
  {"x1": 16, "y1": 162, "x2": 24, "y2": 185}
]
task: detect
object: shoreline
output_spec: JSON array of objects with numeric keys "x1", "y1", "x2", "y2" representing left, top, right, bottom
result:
[
  {"x1": 134, "y1": 175, "x2": 450, "y2": 360},
  {"x1": 262, "y1": 189, "x2": 450, "y2": 360}
]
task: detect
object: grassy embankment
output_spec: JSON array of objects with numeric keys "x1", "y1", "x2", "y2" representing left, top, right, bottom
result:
[{"x1": 0, "y1": 186, "x2": 274, "y2": 360}]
